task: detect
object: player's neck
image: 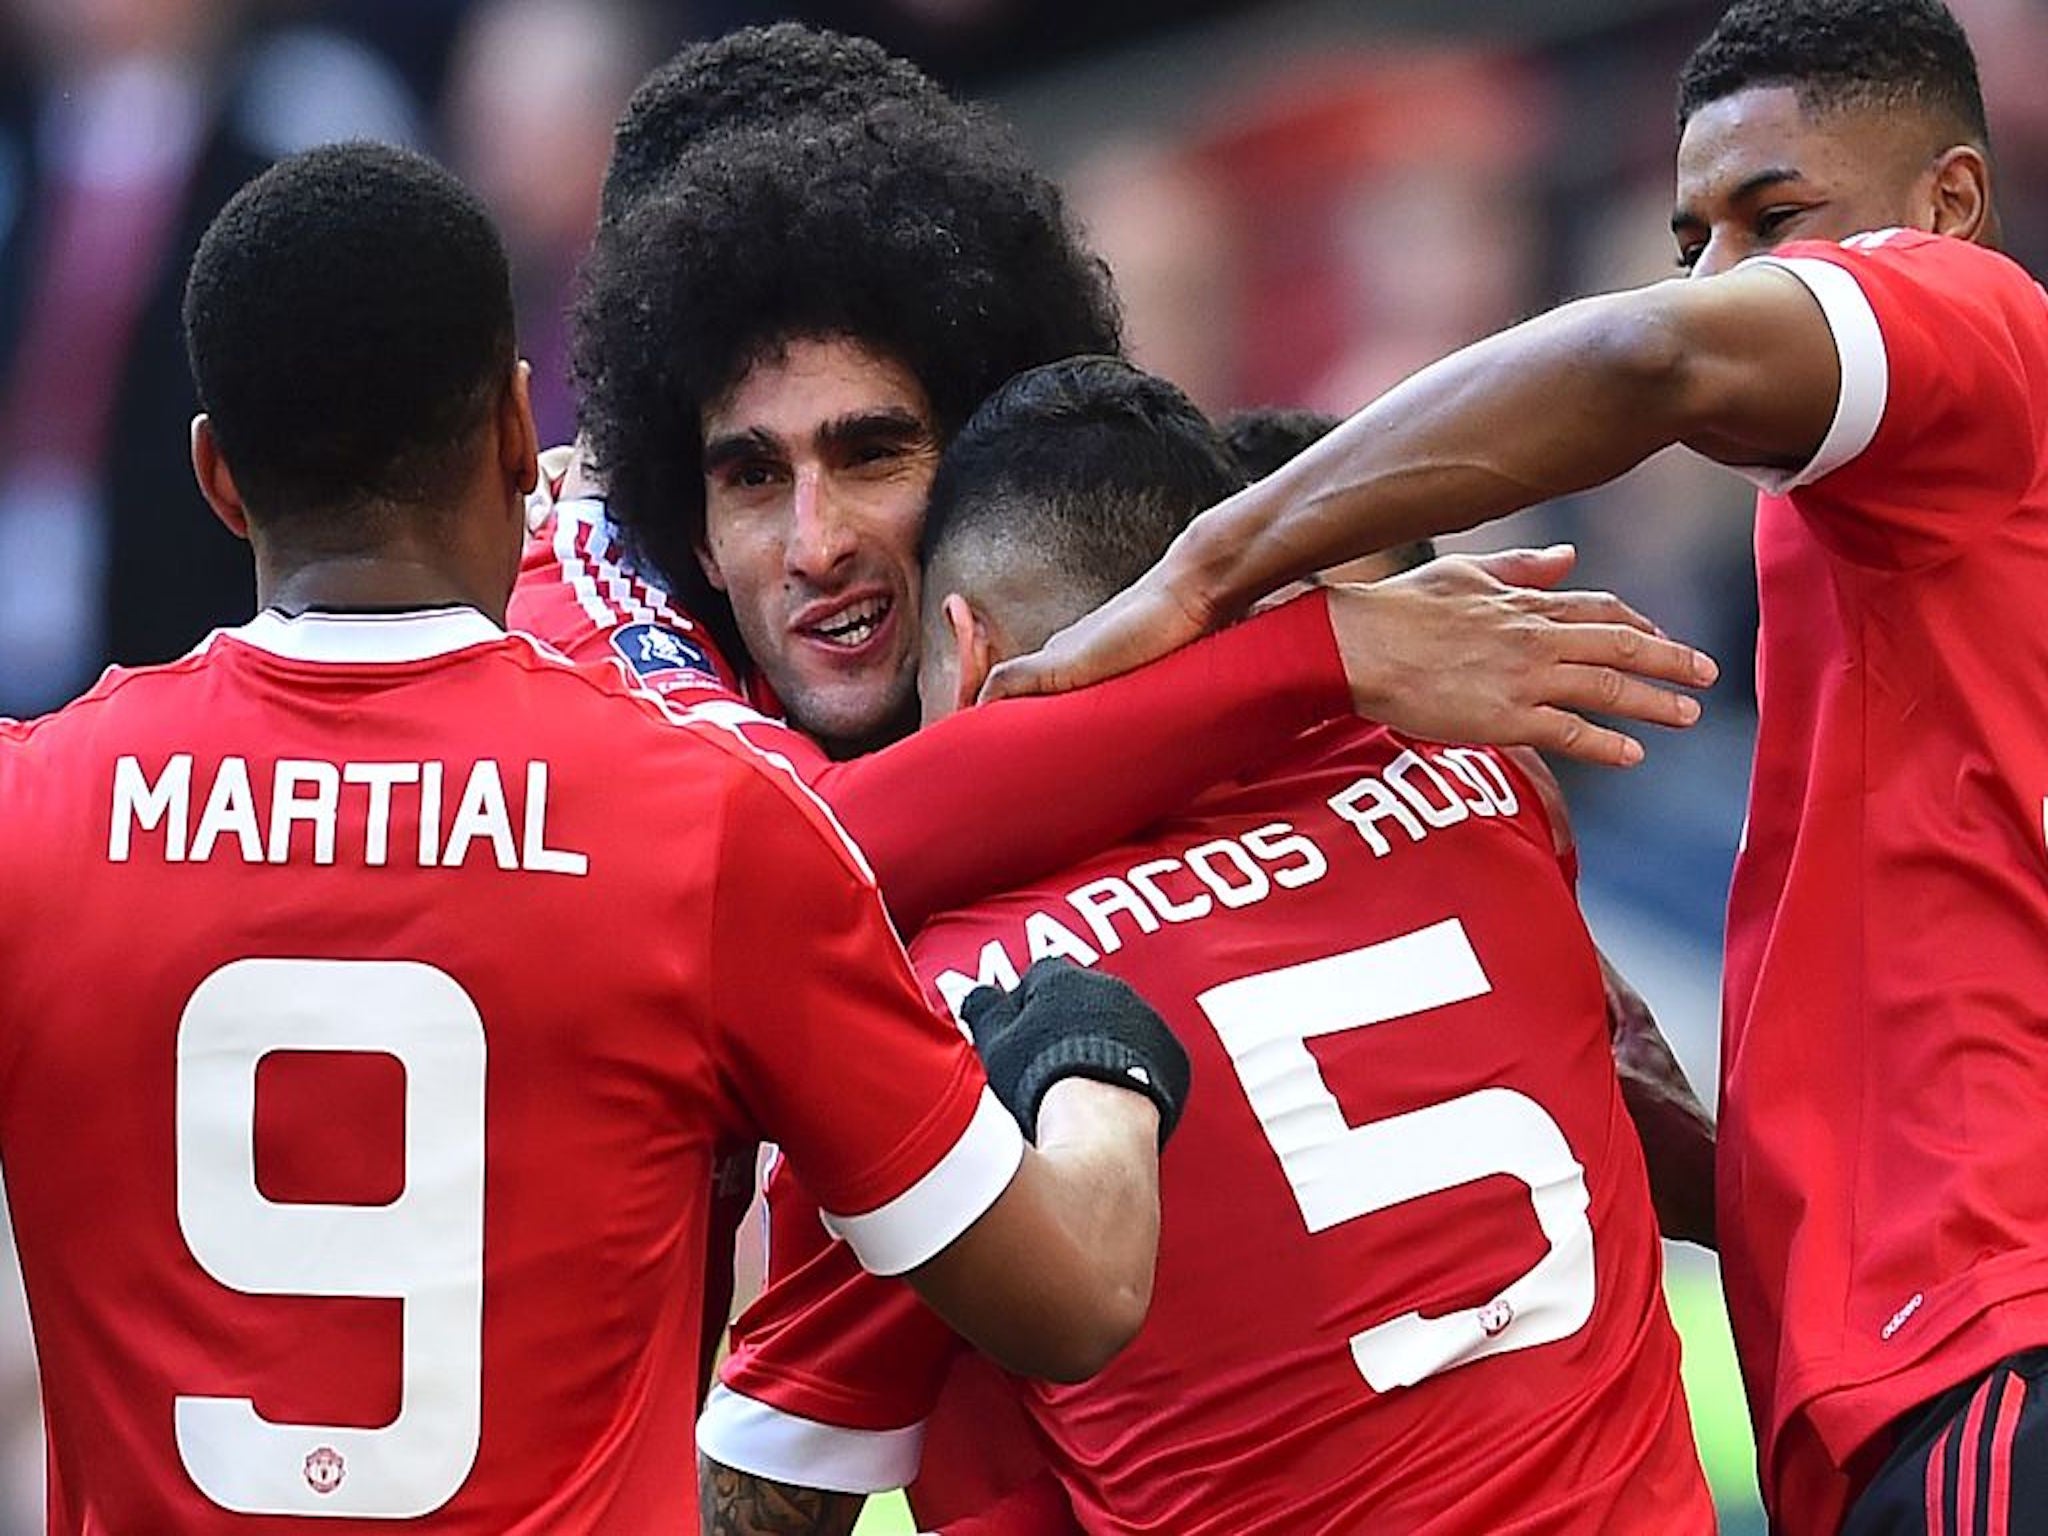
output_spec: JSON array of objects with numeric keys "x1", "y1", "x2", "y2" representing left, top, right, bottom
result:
[{"x1": 255, "y1": 551, "x2": 509, "y2": 626}]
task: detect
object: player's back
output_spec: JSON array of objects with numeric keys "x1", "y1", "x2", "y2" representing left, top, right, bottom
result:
[
  {"x1": 917, "y1": 721, "x2": 1710, "y2": 1533},
  {"x1": 0, "y1": 609, "x2": 775, "y2": 1533}
]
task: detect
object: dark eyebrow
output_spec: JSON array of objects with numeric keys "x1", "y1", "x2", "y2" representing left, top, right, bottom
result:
[
  {"x1": 1671, "y1": 167, "x2": 1804, "y2": 233},
  {"x1": 817, "y1": 407, "x2": 932, "y2": 453},
  {"x1": 702, "y1": 427, "x2": 782, "y2": 474},
  {"x1": 702, "y1": 409, "x2": 931, "y2": 472}
]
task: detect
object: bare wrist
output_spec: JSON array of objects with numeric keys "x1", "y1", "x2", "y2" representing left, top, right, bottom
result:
[
  {"x1": 1036, "y1": 1076, "x2": 1161, "y2": 1149},
  {"x1": 1164, "y1": 490, "x2": 1267, "y2": 625}
]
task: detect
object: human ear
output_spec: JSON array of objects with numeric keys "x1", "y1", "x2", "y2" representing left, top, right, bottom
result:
[
  {"x1": 944, "y1": 592, "x2": 993, "y2": 716},
  {"x1": 1926, "y1": 144, "x2": 1992, "y2": 243},
  {"x1": 190, "y1": 416, "x2": 250, "y2": 541},
  {"x1": 500, "y1": 360, "x2": 540, "y2": 497}
]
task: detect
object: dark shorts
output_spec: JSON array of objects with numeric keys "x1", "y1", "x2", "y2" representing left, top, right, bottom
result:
[{"x1": 1841, "y1": 1349, "x2": 2048, "y2": 1536}]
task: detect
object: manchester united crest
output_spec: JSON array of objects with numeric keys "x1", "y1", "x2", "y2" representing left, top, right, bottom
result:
[{"x1": 304, "y1": 1446, "x2": 345, "y2": 1496}]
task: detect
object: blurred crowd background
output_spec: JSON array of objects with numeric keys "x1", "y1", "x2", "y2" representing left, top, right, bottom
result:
[{"x1": 5, "y1": 0, "x2": 2048, "y2": 1528}]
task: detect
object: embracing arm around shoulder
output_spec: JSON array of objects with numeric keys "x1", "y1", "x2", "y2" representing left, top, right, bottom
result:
[
  {"x1": 980, "y1": 266, "x2": 1824, "y2": 741},
  {"x1": 695, "y1": 1082, "x2": 1150, "y2": 1536},
  {"x1": 1167, "y1": 262, "x2": 1844, "y2": 613}
]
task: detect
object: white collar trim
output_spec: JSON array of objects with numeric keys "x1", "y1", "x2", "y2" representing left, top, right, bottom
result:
[{"x1": 228, "y1": 607, "x2": 505, "y2": 664}]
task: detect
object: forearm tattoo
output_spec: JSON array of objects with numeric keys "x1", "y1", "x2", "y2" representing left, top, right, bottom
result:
[{"x1": 700, "y1": 1456, "x2": 864, "y2": 1536}]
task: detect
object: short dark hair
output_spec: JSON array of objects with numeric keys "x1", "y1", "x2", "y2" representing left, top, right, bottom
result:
[
  {"x1": 1218, "y1": 405, "x2": 1436, "y2": 575},
  {"x1": 1218, "y1": 405, "x2": 1346, "y2": 482},
  {"x1": 573, "y1": 103, "x2": 1123, "y2": 666},
  {"x1": 1677, "y1": 0, "x2": 1988, "y2": 146},
  {"x1": 599, "y1": 23, "x2": 955, "y2": 226},
  {"x1": 922, "y1": 357, "x2": 1243, "y2": 613},
  {"x1": 183, "y1": 142, "x2": 514, "y2": 522}
]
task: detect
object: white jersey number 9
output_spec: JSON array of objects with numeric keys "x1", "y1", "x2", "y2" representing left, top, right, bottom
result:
[
  {"x1": 1198, "y1": 919, "x2": 1595, "y2": 1393},
  {"x1": 174, "y1": 958, "x2": 487, "y2": 1519}
]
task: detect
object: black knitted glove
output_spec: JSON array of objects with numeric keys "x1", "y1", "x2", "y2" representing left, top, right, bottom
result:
[{"x1": 959, "y1": 959, "x2": 1190, "y2": 1148}]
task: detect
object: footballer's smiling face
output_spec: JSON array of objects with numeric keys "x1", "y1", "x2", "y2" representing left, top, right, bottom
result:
[
  {"x1": 698, "y1": 335, "x2": 939, "y2": 757},
  {"x1": 1671, "y1": 85, "x2": 1949, "y2": 278}
]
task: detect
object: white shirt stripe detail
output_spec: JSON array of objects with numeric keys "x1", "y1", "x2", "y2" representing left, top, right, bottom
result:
[
  {"x1": 545, "y1": 498, "x2": 698, "y2": 634},
  {"x1": 228, "y1": 608, "x2": 504, "y2": 663},
  {"x1": 821, "y1": 1087, "x2": 1024, "y2": 1276},
  {"x1": 674, "y1": 697, "x2": 879, "y2": 886},
  {"x1": 580, "y1": 516, "x2": 655, "y2": 626},
  {"x1": 1729, "y1": 253, "x2": 1890, "y2": 494},
  {"x1": 550, "y1": 503, "x2": 621, "y2": 629},
  {"x1": 695, "y1": 1383, "x2": 926, "y2": 1494}
]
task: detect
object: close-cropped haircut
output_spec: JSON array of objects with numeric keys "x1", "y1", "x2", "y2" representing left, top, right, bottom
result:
[
  {"x1": 182, "y1": 142, "x2": 514, "y2": 523},
  {"x1": 1677, "y1": 0, "x2": 1988, "y2": 146},
  {"x1": 574, "y1": 102, "x2": 1123, "y2": 667},
  {"x1": 1219, "y1": 405, "x2": 1436, "y2": 575},
  {"x1": 921, "y1": 357, "x2": 1244, "y2": 614},
  {"x1": 599, "y1": 23, "x2": 956, "y2": 227},
  {"x1": 1219, "y1": 405, "x2": 1347, "y2": 482}
]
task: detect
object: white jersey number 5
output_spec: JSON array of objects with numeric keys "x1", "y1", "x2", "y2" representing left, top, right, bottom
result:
[
  {"x1": 1198, "y1": 919, "x2": 1595, "y2": 1393},
  {"x1": 174, "y1": 958, "x2": 486, "y2": 1518}
]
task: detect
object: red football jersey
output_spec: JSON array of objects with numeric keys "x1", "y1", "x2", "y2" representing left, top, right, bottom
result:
[
  {"x1": 508, "y1": 496, "x2": 1353, "y2": 938},
  {"x1": 508, "y1": 494, "x2": 1350, "y2": 1406},
  {"x1": 706, "y1": 722, "x2": 1712, "y2": 1534},
  {"x1": 1719, "y1": 231, "x2": 2048, "y2": 1529},
  {"x1": 510, "y1": 496, "x2": 750, "y2": 699},
  {"x1": 0, "y1": 607, "x2": 1021, "y2": 1535}
]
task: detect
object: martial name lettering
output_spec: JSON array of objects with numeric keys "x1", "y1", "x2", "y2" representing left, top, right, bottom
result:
[{"x1": 107, "y1": 755, "x2": 589, "y2": 875}]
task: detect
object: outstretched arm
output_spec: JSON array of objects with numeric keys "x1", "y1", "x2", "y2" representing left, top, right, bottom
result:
[
  {"x1": 986, "y1": 263, "x2": 1832, "y2": 701},
  {"x1": 813, "y1": 593, "x2": 1348, "y2": 934},
  {"x1": 816, "y1": 571, "x2": 1714, "y2": 932}
]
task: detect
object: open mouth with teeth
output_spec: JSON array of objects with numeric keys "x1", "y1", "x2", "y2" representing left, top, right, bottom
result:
[{"x1": 808, "y1": 595, "x2": 893, "y2": 649}]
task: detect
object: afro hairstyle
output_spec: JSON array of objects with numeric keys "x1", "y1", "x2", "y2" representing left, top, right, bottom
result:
[
  {"x1": 572, "y1": 101, "x2": 1123, "y2": 670},
  {"x1": 599, "y1": 23, "x2": 959, "y2": 227}
]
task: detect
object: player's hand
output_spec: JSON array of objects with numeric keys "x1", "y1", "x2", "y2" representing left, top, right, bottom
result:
[
  {"x1": 980, "y1": 555, "x2": 1214, "y2": 704},
  {"x1": 537, "y1": 443, "x2": 577, "y2": 489},
  {"x1": 960, "y1": 960, "x2": 1190, "y2": 1148},
  {"x1": 983, "y1": 545, "x2": 1718, "y2": 769},
  {"x1": 524, "y1": 444, "x2": 574, "y2": 533},
  {"x1": 1323, "y1": 546, "x2": 1718, "y2": 767}
]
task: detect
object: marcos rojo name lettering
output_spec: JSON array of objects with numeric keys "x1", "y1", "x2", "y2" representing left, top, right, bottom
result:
[{"x1": 108, "y1": 756, "x2": 589, "y2": 875}]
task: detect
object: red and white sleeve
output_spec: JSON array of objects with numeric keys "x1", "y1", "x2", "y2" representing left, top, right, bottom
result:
[{"x1": 707, "y1": 764, "x2": 1022, "y2": 1275}]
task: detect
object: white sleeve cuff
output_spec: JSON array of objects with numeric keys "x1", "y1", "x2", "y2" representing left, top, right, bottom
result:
[
  {"x1": 1727, "y1": 254, "x2": 1889, "y2": 493},
  {"x1": 696, "y1": 1382, "x2": 927, "y2": 1493},
  {"x1": 823, "y1": 1087, "x2": 1024, "y2": 1276}
]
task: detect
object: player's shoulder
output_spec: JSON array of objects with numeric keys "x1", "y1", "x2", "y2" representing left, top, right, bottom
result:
[
  {"x1": 1778, "y1": 226, "x2": 1991, "y2": 268},
  {"x1": 516, "y1": 494, "x2": 695, "y2": 636},
  {"x1": 519, "y1": 647, "x2": 876, "y2": 886},
  {"x1": 1774, "y1": 229, "x2": 2043, "y2": 313},
  {"x1": 0, "y1": 644, "x2": 222, "y2": 763},
  {"x1": 1252, "y1": 715, "x2": 1464, "y2": 789},
  {"x1": 514, "y1": 495, "x2": 740, "y2": 694},
  {"x1": 1269, "y1": 718, "x2": 1564, "y2": 858},
  {"x1": 677, "y1": 701, "x2": 880, "y2": 889}
]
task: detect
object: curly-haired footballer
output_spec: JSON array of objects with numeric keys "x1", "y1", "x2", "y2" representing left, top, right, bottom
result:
[
  {"x1": 510, "y1": 26, "x2": 1712, "y2": 926},
  {"x1": 0, "y1": 140, "x2": 1186, "y2": 1536}
]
